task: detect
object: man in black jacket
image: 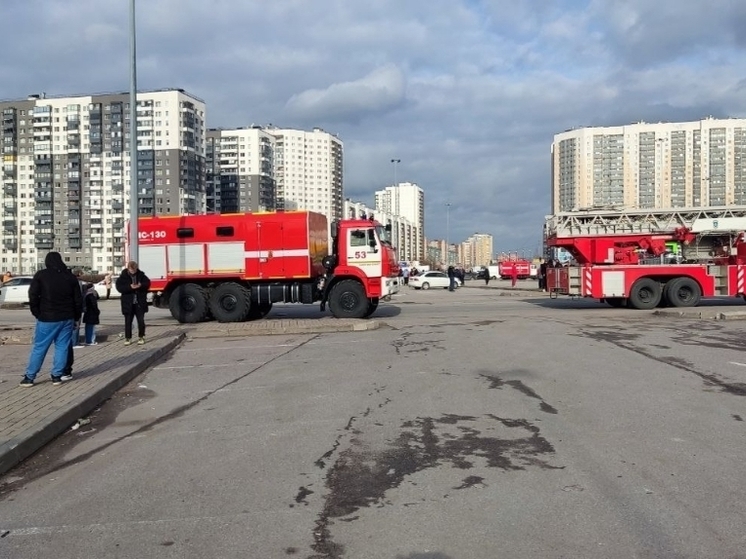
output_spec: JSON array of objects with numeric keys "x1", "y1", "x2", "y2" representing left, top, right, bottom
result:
[
  {"x1": 20, "y1": 252, "x2": 83, "y2": 387},
  {"x1": 116, "y1": 261, "x2": 151, "y2": 345}
]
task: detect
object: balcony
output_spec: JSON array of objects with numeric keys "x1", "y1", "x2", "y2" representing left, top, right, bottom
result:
[
  {"x1": 3, "y1": 204, "x2": 16, "y2": 215},
  {"x1": 68, "y1": 239, "x2": 82, "y2": 250},
  {"x1": 35, "y1": 193, "x2": 52, "y2": 202},
  {"x1": 35, "y1": 237, "x2": 54, "y2": 250},
  {"x1": 3, "y1": 219, "x2": 16, "y2": 230},
  {"x1": 2, "y1": 238, "x2": 17, "y2": 250},
  {"x1": 2, "y1": 183, "x2": 16, "y2": 195}
]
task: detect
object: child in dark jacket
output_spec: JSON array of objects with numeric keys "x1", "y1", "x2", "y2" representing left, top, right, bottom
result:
[{"x1": 83, "y1": 283, "x2": 100, "y2": 346}]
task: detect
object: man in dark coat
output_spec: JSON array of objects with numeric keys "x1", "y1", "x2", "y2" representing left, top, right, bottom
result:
[
  {"x1": 115, "y1": 260, "x2": 151, "y2": 345},
  {"x1": 447, "y1": 265, "x2": 456, "y2": 292},
  {"x1": 20, "y1": 252, "x2": 83, "y2": 387}
]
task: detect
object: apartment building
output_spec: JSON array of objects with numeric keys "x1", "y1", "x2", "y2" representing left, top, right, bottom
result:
[
  {"x1": 343, "y1": 199, "x2": 420, "y2": 262},
  {"x1": 206, "y1": 127, "x2": 275, "y2": 213},
  {"x1": 459, "y1": 233, "x2": 493, "y2": 268},
  {"x1": 374, "y1": 182, "x2": 425, "y2": 260},
  {"x1": 267, "y1": 127, "x2": 343, "y2": 221},
  {"x1": 552, "y1": 117, "x2": 746, "y2": 214},
  {"x1": 1, "y1": 89, "x2": 205, "y2": 274}
]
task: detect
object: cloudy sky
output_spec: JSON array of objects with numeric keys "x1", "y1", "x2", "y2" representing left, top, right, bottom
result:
[{"x1": 3, "y1": 0, "x2": 746, "y2": 253}]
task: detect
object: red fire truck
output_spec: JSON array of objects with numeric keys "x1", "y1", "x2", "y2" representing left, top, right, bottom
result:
[
  {"x1": 497, "y1": 260, "x2": 532, "y2": 280},
  {"x1": 544, "y1": 206, "x2": 746, "y2": 309},
  {"x1": 130, "y1": 211, "x2": 401, "y2": 322}
]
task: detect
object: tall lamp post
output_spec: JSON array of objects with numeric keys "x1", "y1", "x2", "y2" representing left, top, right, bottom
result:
[
  {"x1": 446, "y1": 203, "x2": 451, "y2": 265},
  {"x1": 129, "y1": 0, "x2": 139, "y2": 264},
  {"x1": 390, "y1": 158, "x2": 400, "y2": 187}
]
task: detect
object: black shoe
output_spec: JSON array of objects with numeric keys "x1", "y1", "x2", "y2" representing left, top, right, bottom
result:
[
  {"x1": 51, "y1": 376, "x2": 63, "y2": 386},
  {"x1": 19, "y1": 377, "x2": 34, "y2": 387}
]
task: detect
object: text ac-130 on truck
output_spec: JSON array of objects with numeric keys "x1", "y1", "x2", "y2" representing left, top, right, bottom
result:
[
  {"x1": 128, "y1": 210, "x2": 400, "y2": 322},
  {"x1": 544, "y1": 205, "x2": 746, "y2": 309}
]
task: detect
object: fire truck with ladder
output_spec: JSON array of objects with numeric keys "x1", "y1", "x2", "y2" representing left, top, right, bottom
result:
[
  {"x1": 543, "y1": 205, "x2": 746, "y2": 309},
  {"x1": 129, "y1": 211, "x2": 400, "y2": 323}
]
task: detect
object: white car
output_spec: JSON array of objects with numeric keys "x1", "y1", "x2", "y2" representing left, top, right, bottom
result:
[
  {"x1": 94, "y1": 279, "x2": 121, "y2": 299},
  {"x1": 409, "y1": 271, "x2": 462, "y2": 290},
  {"x1": 0, "y1": 276, "x2": 34, "y2": 304}
]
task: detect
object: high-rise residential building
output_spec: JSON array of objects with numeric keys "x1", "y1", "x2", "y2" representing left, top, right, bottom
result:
[
  {"x1": 552, "y1": 117, "x2": 746, "y2": 214},
  {"x1": 460, "y1": 233, "x2": 493, "y2": 268},
  {"x1": 268, "y1": 127, "x2": 343, "y2": 221},
  {"x1": 375, "y1": 182, "x2": 425, "y2": 260},
  {"x1": 1, "y1": 89, "x2": 206, "y2": 274},
  {"x1": 206, "y1": 127, "x2": 275, "y2": 213},
  {"x1": 343, "y1": 199, "x2": 420, "y2": 262}
]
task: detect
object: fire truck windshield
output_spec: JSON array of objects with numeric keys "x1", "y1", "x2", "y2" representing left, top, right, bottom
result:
[{"x1": 375, "y1": 225, "x2": 391, "y2": 245}]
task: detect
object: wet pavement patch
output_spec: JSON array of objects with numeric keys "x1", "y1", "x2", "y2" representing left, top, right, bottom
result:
[
  {"x1": 479, "y1": 373, "x2": 559, "y2": 415},
  {"x1": 309, "y1": 413, "x2": 562, "y2": 558}
]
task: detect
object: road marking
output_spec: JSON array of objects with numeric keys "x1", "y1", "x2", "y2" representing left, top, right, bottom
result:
[
  {"x1": 729, "y1": 362, "x2": 746, "y2": 368},
  {"x1": 180, "y1": 339, "x2": 365, "y2": 352}
]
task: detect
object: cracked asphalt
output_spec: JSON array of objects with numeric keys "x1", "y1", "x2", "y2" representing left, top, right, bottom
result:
[{"x1": 1, "y1": 287, "x2": 745, "y2": 559}]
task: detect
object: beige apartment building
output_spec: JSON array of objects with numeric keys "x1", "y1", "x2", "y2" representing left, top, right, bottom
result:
[
  {"x1": 460, "y1": 233, "x2": 493, "y2": 268},
  {"x1": 268, "y1": 127, "x2": 344, "y2": 221},
  {"x1": 551, "y1": 118, "x2": 746, "y2": 214},
  {"x1": 1, "y1": 89, "x2": 206, "y2": 274}
]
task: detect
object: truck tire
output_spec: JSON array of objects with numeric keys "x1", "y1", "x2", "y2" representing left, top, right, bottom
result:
[
  {"x1": 628, "y1": 278, "x2": 662, "y2": 310},
  {"x1": 364, "y1": 298, "x2": 379, "y2": 318},
  {"x1": 665, "y1": 277, "x2": 701, "y2": 308},
  {"x1": 606, "y1": 298, "x2": 626, "y2": 308},
  {"x1": 247, "y1": 301, "x2": 273, "y2": 321},
  {"x1": 209, "y1": 282, "x2": 251, "y2": 322},
  {"x1": 328, "y1": 280, "x2": 368, "y2": 319},
  {"x1": 169, "y1": 283, "x2": 209, "y2": 323}
]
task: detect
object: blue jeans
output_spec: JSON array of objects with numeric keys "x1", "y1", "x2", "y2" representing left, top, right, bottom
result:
[
  {"x1": 24, "y1": 320, "x2": 74, "y2": 381},
  {"x1": 85, "y1": 324, "x2": 96, "y2": 344},
  {"x1": 449, "y1": 277, "x2": 456, "y2": 291}
]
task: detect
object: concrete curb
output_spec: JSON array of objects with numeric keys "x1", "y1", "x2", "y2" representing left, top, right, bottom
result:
[
  {"x1": 186, "y1": 319, "x2": 380, "y2": 338},
  {"x1": 0, "y1": 333, "x2": 185, "y2": 477},
  {"x1": 653, "y1": 309, "x2": 746, "y2": 320}
]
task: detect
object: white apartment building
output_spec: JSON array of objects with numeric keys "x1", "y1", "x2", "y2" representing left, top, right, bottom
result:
[
  {"x1": 552, "y1": 117, "x2": 746, "y2": 214},
  {"x1": 343, "y1": 199, "x2": 420, "y2": 262},
  {"x1": 268, "y1": 127, "x2": 343, "y2": 221},
  {"x1": 1, "y1": 89, "x2": 206, "y2": 274},
  {"x1": 375, "y1": 182, "x2": 424, "y2": 260},
  {"x1": 206, "y1": 127, "x2": 275, "y2": 213}
]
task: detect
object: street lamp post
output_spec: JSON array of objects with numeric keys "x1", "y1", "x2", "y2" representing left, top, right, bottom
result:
[
  {"x1": 390, "y1": 158, "x2": 400, "y2": 187},
  {"x1": 129, "y1": 0, "x2": 139, "y2": 264},
  {"x1": 446, "y1": 203, "x2": 451, "y2": 265}
]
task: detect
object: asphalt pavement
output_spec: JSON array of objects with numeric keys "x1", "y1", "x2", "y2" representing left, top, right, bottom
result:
[{"x1": 1, "y1": 288, "x2": 745, "y2": 558}]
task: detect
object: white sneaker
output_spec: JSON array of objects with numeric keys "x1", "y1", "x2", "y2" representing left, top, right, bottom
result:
[
  {"x1": 73, "y1": 345, "x2": 85, "y2": 349},
  {"x1": 85, "y1": 342, "x2": 98, "y2": 346}
]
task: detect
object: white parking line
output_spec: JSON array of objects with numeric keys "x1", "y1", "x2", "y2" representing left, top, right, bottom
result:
[{"x1": 729, "y1": 362, "x2": 746, "y2": 368}]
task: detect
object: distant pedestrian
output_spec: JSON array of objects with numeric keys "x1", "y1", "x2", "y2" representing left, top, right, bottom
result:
[
  {"x1": 484, "y1": 267, "x2": 490, "y2": 285},
  {"x1": 402, "y1": 267, "x2": 410, "y2": 286},
  {"x1": 104, "y1": 273, "x2": 113, "y2": 300},
  {"x1": 539, "y1": 260, "x2": 547, "y2": 291},
  {"x1": 116, "y1": 261, "x2": 151, "y2": 346},
  {"x1": 447, "y1": 265, "x2": 456, "y2": 291},
  {"x1": 83, "y1": 283, "x2": 100, "y2": 345},
  {"x1": 19, "y1": 252, "x2": 83, "y2": 387},
  {"x1": 511, "y1": 265, "x2": 518, "y2": 288}
]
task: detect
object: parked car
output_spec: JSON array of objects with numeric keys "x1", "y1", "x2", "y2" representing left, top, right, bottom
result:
[
  {"x1": 409, "y1": 271, "x2": 462, "y2": 290},
  {"x1": 94, "y1": 279, "x2": 121, "y2": 299},
  {"x1": 0, "y1": 276, "x2": 34, "y2": 305}
]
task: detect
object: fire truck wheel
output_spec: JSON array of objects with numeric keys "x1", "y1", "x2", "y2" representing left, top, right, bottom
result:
[
  {"x1": 328, "y1": 280, "x2": 368, "y2": 319},
  {"x1": 664, "y1": 277, "x2": 701, "y2": 308},
  {"x1": 628, "y1": 278, "x2": 662, "y2": 310},
  {"x1": 169, "y1": 283, "x2": 209, "y2": 323},
  {"x1": 209, "y1": 282, "x2": 252, "y2": 322},
  {"x1": 364, "y1": 298, "x2": 379, "y2": 318}
]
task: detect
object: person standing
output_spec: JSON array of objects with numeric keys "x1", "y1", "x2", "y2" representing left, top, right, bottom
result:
[
  {"x1": 538, "y1": 259, "x2": 547, "y2": 291},
  {"x1": 484, "y1": 267, "x2": 490, "y2": 286},
  {"x1": 19, "y1": 252, "x2": 83, "y2": 387},
  {"x1": 2, "y1": 270, "x2": 11, "y2": 283},
  {"x1": 447, "y1": 265, "x2": 456, "y2": 292},
  {"x1": 83, "y1": 283, "x2": 100, "y2": 345},
  {"x1": 104, "y1": 272, "x2": 113, "y2": 300},
  {"x1": 511, "y1": 264, "x2": 519, "y2": 288},
  {"x1": 116, "y1": 261, "x2": 151, "y2": 346}
]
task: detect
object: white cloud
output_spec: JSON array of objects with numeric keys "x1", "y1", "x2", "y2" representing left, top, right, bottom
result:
[{"x1": 285, "y1": 64, "x2": 406, "y2": 122}]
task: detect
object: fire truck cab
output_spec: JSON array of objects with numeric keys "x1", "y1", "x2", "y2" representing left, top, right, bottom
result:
[{"x1": 131, "y1": 211, "x2": 400, "y2": 323}]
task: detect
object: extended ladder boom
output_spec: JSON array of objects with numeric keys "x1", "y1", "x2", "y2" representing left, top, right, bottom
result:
[{"x1": 545, "y1": 206, "x2": 746, "y2": 238}]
